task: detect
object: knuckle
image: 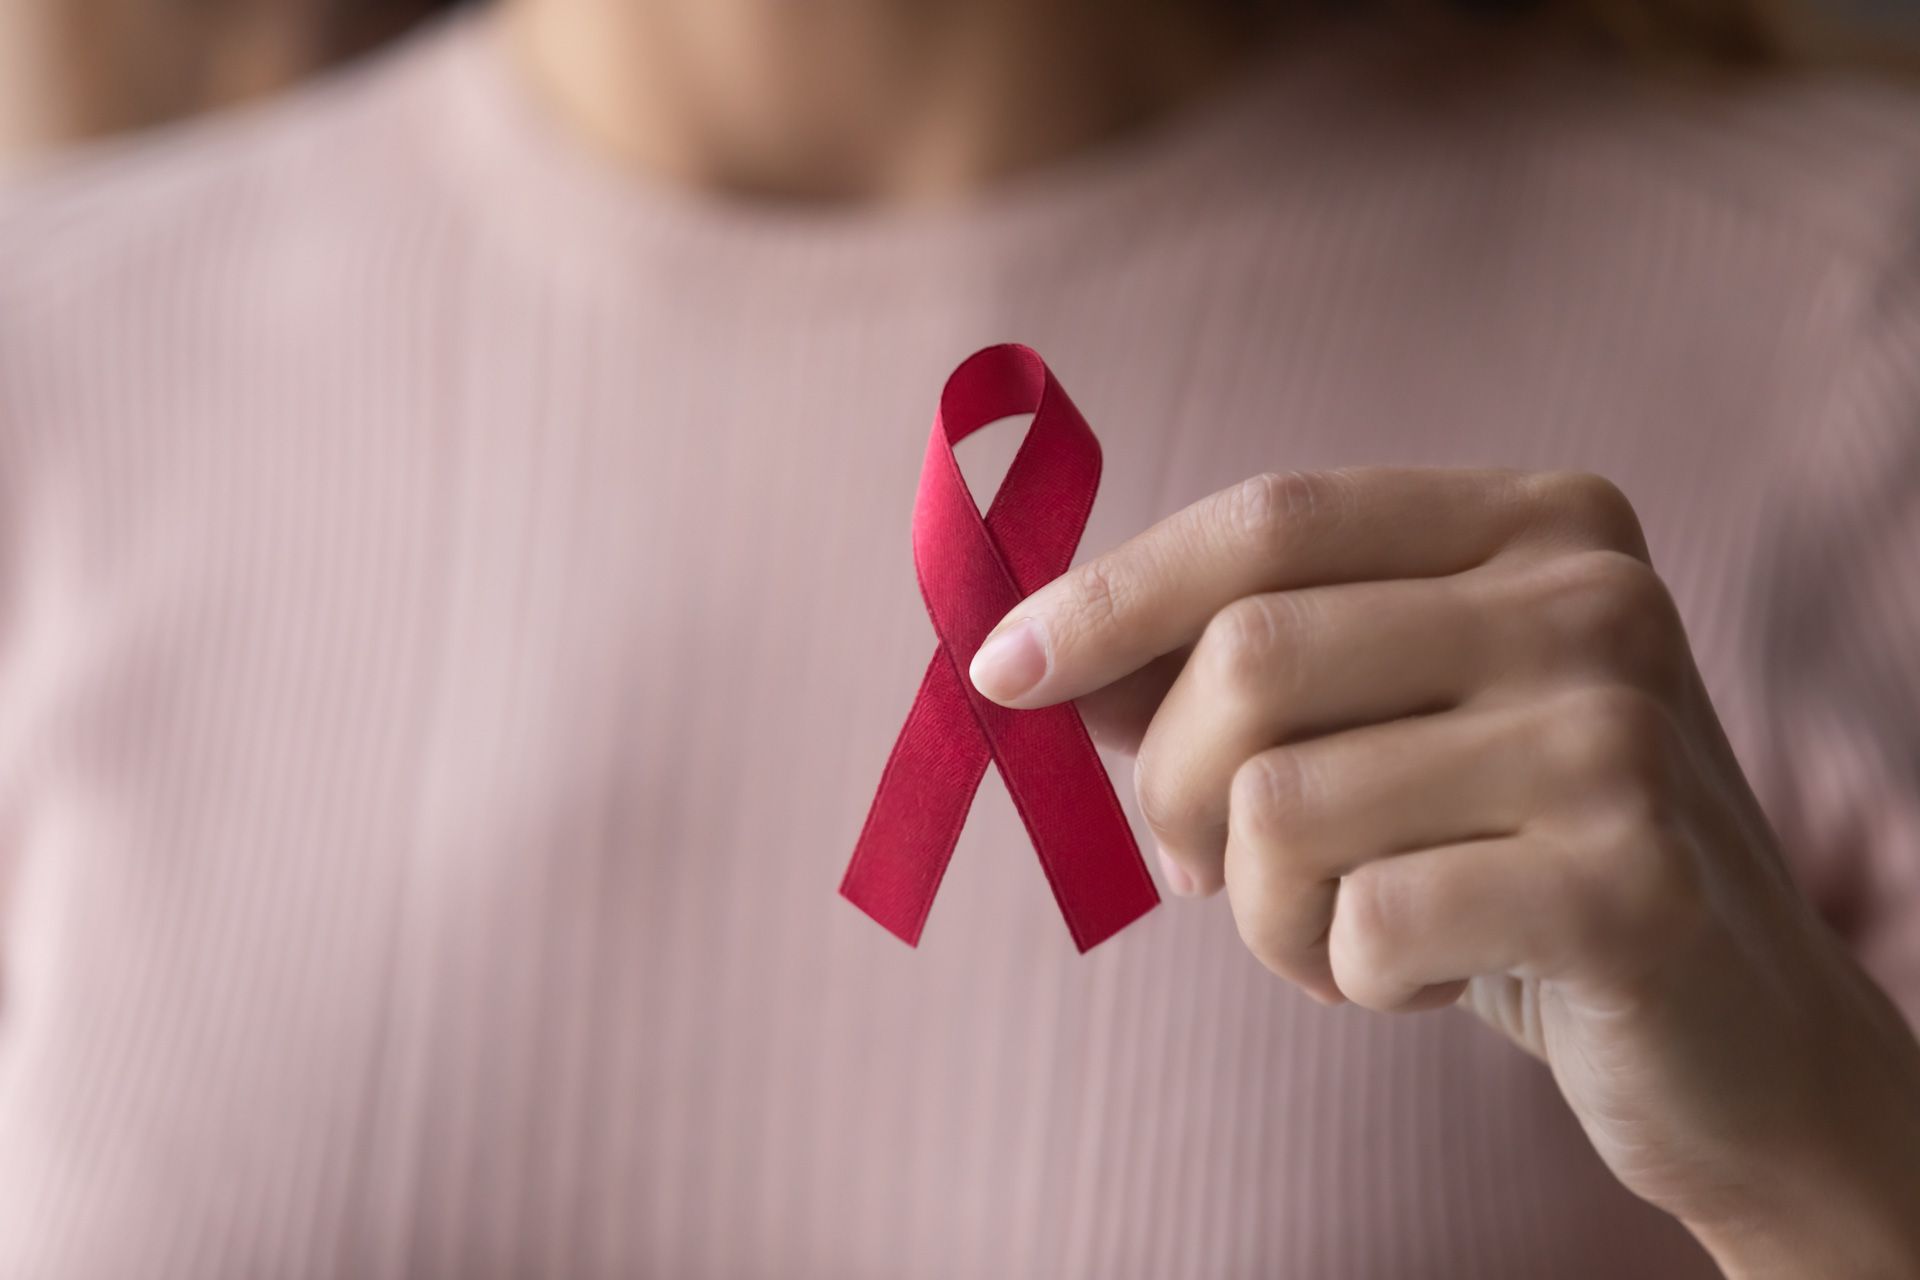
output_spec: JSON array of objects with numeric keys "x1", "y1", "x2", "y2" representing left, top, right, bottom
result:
[
  {"x1": 1231, "y1": 749, "x2": 1311, "y2": 843},
  {"x1": 1547, "y1": 685, "x2": 1676, "y2": 801},
  {"x1": 1529, "y1": 470, "x2": 1647, "y2": 555},
  {"x1": 1224, "y1": 836, "x2": 1286, "y2": 972},
  {"x1": 1550, "y1": 858, "x2": 1626, "y2": 964},
  {"x1": 1567, "y1": 822, "x2": 1707, "y2": 959},
  {"x1": 1533, "y1": 551, "x2": 1686, "y2": 693},
  {"x1": 1061, "y1": 556, "x2": 1126, "y2": 640},
  {"x1": 1225, "y1": 858, "x2": 1320, "y2": 988},
  {"x1": 1330, "y1": 868, "x2": 1405, "y2": 1005},
  {"x1": 1229, "y1": 887, "x2": 1291, "y2": 978},
  {"x1": 1197, "y1": 595, "x2": 1292, "y2": 694},
  {"x1": 1230, "y1": 470, "x2": 1331, "y2": 556},
  {"x1": 1617, "y1": 832, "x2": 1704, "y2": 936},
  {"x1": 1131, "y1": 744, "x2": 1188, "y2": 843}
]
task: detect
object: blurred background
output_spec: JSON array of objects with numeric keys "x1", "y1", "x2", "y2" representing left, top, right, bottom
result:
[{"x1": 1, "y1": 0, "x2": 1917, "y2": 176}]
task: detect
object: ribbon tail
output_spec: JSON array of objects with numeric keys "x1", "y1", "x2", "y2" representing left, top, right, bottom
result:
[
  {"x1": 971, "y1": 696, "x2": 1160, "y2": 953},
  {"x1": 840, "y1": 648, "x2": 990, "y2": 945}
]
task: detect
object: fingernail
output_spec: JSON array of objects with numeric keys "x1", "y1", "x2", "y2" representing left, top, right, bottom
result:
[
  {"x1": 969, "y1": 618, "x2": 1048, "y2": 703},
  {"x1": 1155, "y1": 846, "x2": 1196, "y2": 897}
]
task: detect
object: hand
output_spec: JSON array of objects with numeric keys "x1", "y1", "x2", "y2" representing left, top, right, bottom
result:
[{"x1": 968, "y1": 468, "x2": 1920, "y2": 1277}]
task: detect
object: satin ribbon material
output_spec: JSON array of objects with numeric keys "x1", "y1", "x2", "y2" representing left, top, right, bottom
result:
[{"x1": 841, "y1": 344, "x2": 1160, "y2": 952}]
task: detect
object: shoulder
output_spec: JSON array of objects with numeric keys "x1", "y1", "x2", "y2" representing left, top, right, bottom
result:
[
  {"x1": 1382, "y1": 34, "x2": 1920, "y2": 420},
  {"x1": 1563, "y1": 56, "x2": 1920, "y2": 268},
  {"x1": 1582, "y1": 60, "x2": 1920, "y2": 428},
  {"x1": 0, "y1": 13, "x2": 473, "y2": 350},
  {"x1": 1260, "y1": 24, "x2": 1920, "y2": 268},
  {"x1": 1549, "y1": 58, "x2": 1920, "y2": 549},
  {"x1": 0, "y1": 12, "x2": 484, "y2": 497}
]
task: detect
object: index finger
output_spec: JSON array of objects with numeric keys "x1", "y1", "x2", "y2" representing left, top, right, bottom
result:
[{"x1": 967, "y1": 467, "x2": 1552, "y2": 709}]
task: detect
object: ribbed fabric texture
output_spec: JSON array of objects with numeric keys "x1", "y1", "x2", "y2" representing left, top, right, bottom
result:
[{"x1": 1, "y1": 11, "x2": 1917, "y2": 1277}]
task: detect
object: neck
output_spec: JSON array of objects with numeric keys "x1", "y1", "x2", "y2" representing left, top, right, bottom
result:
[{"x1": 500, "y1": 0, "x2": 1264, "y2": 204}]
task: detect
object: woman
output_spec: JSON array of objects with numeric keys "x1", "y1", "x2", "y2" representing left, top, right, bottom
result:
[{"x1": 0, "y1": 0, "x2": 1915, "y2": 1275}]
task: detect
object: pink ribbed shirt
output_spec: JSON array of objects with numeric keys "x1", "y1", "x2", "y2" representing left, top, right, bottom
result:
[{"x1": 2, "y1": 11, "x2": 1918, "y2": 1277}]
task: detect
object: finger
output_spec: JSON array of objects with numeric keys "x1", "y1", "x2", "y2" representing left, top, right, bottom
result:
[
  {"x1": 1220, "y1": 701, "x2": 1544, "y2": 987},
  {"x1": 1073, "y1": 649, "x2": 1188, "y2": 754},
  {"x1": 1328, "y1": 836, "x2": 1555, "y2": 1012},
  {"x1": 1100, "y1": 549, "x2": 1688, "y2": 892},
  {"x1": 1330, "y1": 820, "x2": 1708, "y2": 1012},
  {"x1": 970, "y1": 467, "x2": 1536, "y2": 709},
  {"x1": 1132, "y1": 574, "x2": 1493, "y2": 890}
]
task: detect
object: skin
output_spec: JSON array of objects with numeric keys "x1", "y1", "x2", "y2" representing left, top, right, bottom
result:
[
  {"x1": 502, "y1": 0, "x2": 1258, "y2": 202},
  {"x1": 502, "y1": 1, "x2": 1920, "y2": 1271},
  {"x1": 0, "y1": 1, "x2": 441, "y2": 170},
  {"x1": 968, "y1": 468, "x2": 1920, "y2": 1276}
]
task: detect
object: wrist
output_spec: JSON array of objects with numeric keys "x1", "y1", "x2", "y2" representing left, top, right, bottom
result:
[
  {"x1": 1693, "y1": 1186, "x2": 1920, "y2": 1280},
  {"x1": 1688, "y1": 1011, "x2": 1920, "y2": 1278}
]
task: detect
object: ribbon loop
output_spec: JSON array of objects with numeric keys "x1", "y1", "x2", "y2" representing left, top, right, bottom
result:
[{"x1": 841, "y1": 345, "x2": 1160, "y2": 952}]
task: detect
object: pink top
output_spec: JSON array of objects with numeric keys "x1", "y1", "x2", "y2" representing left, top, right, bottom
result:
[{"x1": 2, "y1": 11, "x2": 1918, "y2": 1277}]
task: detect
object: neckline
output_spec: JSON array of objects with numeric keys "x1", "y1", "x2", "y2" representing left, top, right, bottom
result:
[{"x1": 414, "y1": 7, "x2": 1359, "y2": 285}]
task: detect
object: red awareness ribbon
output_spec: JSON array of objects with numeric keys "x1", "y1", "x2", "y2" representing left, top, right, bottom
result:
[{"x1": 841, "y1": 344, "x2": 1160, "y2": 952}]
